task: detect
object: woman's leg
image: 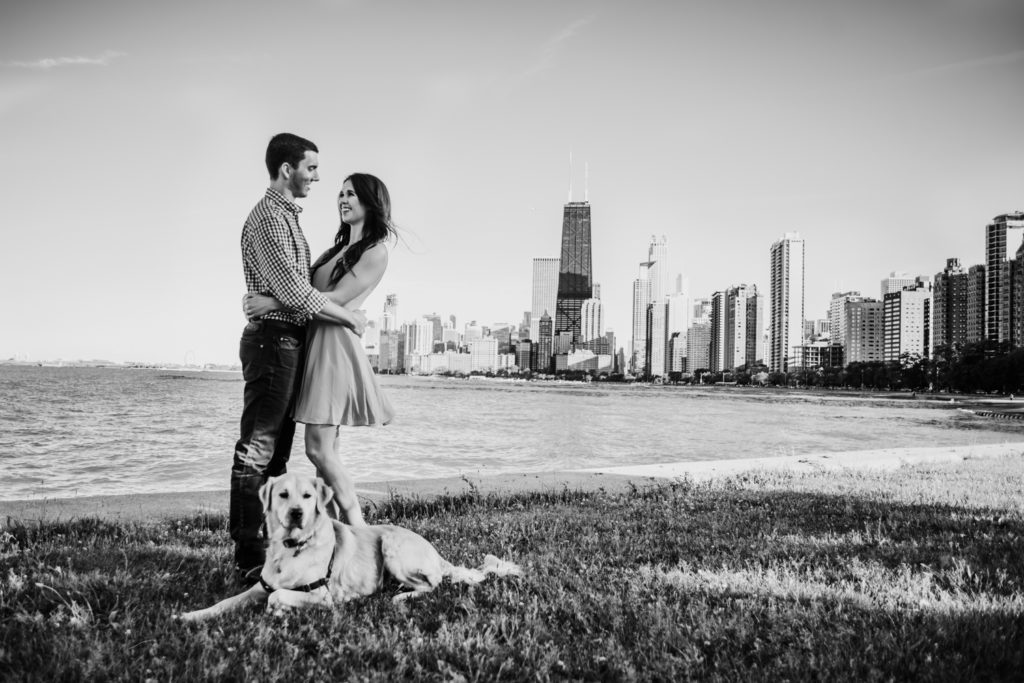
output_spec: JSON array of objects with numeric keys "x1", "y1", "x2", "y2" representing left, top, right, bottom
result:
[{"x1": 304, "y1": 424, "x2": 366, "y2": 526}]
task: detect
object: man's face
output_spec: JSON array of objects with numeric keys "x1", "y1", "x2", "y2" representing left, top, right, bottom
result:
[{"x1": 287, "y1": 151, "x2": 319, "y2": 198}]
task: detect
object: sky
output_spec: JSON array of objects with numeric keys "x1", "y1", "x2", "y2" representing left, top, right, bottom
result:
[{"x1": 1, "y1": 0, "x2": 1022, "y2": 365}]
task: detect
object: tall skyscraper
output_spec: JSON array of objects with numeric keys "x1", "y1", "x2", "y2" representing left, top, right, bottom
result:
[
  {"x1": 530, "y1": 257, "x2": 559, "y2": 341},
  {"x1": 666, "y1": 291, "x2": 691, "y2": 373},
  {"x1": 692, "y1": 298, "x2": 711, "y2": 323},
  {"x1": 986, "y1": 212, "x2": 1024, "y2": 342},
  {"x1": 829, "y1": 291, "x2": 861, "y2": 349},
  {"x1": 382, "y1": 294, "x2": 398, "y2": 332},
  {"x1": 642, "y1": 235, "x2": 679, "y2": 377},
  {"x1": 645, "y1": 300, "x2": 668, "y2": 377},
  {"x1": 710, "y1": 284, "x2": 762, "y2": 371},
  {"x1": 687, "y1": 321, "x2": 711, "y2": 373},
  {"x1": 630, "y1": 261, "x2": 653, "y2": 374},
  {"x1": 424, "y1": 313, "x2": 443, "y2": 348},
  {"x1": 769, "y1": 232, "x2": 806, "y2": 372},
  {"x1": 406, "y1": 318, "x2": 435, "y2": 356},
  {"x1": 554, "y1": 201, "x2": 593, "y2": 346},
  {"x1": 580, "y1": 298, "x2": 605, "y2": 350},
  {"x1": 710, "y1": 291, "x2": 726, "y2": 372},
  {"x1": 883, "y1": 278, "x2": 932, "y2": 361},
  {"x1": 966, "y1": 265, "x2": 986, "y2": 345},
  {"x1": 933, "y1": 258, "x2": 986, "y2": 353},
  {"x1": 845, "y1": 299, "x2": 884, "y2": 364},
  {"x1": 647, "y1": 235, "x2": 670, "y2": 303},
  {"x1": 537, "y1": 312, "x2": 553, "y2": 372}
]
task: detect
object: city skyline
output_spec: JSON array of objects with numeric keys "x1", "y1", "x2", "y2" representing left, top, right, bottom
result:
[{"x1": 2, "y1": 1, "x2": 1022, "y2": 365}]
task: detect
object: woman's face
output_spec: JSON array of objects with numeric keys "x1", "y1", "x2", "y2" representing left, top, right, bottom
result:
[{"x1": 338, "y1": 180, "x2": 366, "y2": 226}]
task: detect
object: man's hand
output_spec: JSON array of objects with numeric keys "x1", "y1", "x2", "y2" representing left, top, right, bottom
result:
[{"x1": 243, "y1": 293, "x2": 280, "y2": 318}]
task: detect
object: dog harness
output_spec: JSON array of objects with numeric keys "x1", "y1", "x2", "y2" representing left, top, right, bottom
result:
[{"x1": 259, "y1": 549, "x2": 336, "y2": 594}]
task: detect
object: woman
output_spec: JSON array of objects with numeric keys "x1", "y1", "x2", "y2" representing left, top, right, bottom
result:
[{"x1": 244, "y1": 173, "x2": 396, "y2": 527}]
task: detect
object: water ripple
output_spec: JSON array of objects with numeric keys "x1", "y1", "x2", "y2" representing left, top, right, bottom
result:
[{"x1": 2, "y1": 366, "x2": 1022, "y2": 501}]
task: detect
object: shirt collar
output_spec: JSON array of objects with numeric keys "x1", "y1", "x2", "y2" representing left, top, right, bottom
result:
[{"x1": 265, "y1": 187, "x2": 303, "y2": 215}]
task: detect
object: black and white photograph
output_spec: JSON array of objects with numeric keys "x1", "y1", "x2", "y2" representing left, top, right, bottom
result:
[{"x1": 1, "y1": 0, "x2": 1023, "y2": 679}]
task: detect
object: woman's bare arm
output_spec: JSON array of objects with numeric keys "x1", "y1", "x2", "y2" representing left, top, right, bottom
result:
[{"x1": 324, "y1": 244, "x2": 389, "y2": 308}]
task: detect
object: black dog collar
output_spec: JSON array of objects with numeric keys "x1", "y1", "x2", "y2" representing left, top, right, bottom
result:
[{"x1": 260, "y1": 551, "x2": 335, "y2": 594}]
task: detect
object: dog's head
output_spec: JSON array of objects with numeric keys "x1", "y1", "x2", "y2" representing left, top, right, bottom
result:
[{"x1": 259, "y1": 473, "x2": 335, "y2": 538}]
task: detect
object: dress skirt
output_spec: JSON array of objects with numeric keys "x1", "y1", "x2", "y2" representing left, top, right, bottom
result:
[{"x1": 293, "y1": 321, "x2": 395, "y2": 427}]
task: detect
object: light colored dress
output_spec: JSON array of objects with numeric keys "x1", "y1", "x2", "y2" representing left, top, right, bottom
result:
[{"x1": 293, "y1": 247, "x2": 394, "y2": 427}]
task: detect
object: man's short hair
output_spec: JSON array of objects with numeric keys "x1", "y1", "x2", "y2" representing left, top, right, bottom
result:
[{"x1": 265, "y1": 133, "x2": 318, "y2": 180}]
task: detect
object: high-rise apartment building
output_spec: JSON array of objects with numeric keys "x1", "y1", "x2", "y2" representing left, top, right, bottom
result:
[
  {"x1": 769, "y1": 232, "x2": 805, "y2": 372},
  {"x1": 424, "y1": 313, "x2": 443, "y2": 348},
  {"x1": 469, "y1": 338, "x2": 499, "y2": 373},
  {"x1": 580, "y1": 298, "x2": 605, "y2": 350},
  {"x1": 406, "y1": 318, "x2": 435, "y2": 356},
  {"x1": 692, "y1": 298, "x2": 711, "y2": 323},
  {"x1": 530, "y1": 257, "x2": 559, "y2": 342},
  {"x1": 710, "y1": 284, "x2": 763, "y2": 371},
  {"x1": 829, "y1": 291, "x2": 861, "y2": 348},
  {"x1": 382, "y1": 294, "x2": 398, "y2": 332},
  {"x1": 967, "y1": 265, "x2": 986, "y2": 345},
  {"x1": 844, "y1": 300, "x2": 884, "y2": 364},
  {"x1": 881, "y1": 272, "x2": 916, "y2": 300},
  {"x1": 985, "y1": 211, "x2": 1024, "y2": 342},
  {"x1": 631, "y1": 261, "x2": 653, "y2": 374},
  {"x1": 647, "y1": 235, "x2": 670, "y2": 303},
  {"x1": 377, "y1": 330, "x2": 401, "y2": 373},
  {"x1": 709, "y1": 291, "x2": 726, "y2": 373},
  {"x1": 463, "y1": 322, "x2": 483, "y2": 344},
  {"x1": 933, "y1": 258, "x2": 986, "y2": 353},
  {"x1": 537, "y1": 312, "x2": 553, "y2": 372},
  {"x1": 645, "y1": 300, "x2": 668, "y2": 378},
  {"x1": 516, "y1": 339, "x2": 534, "y2": 372},
  {"x1": 998, "y1": 239, "x2": 1024, "y2": 347},
  {"x1": 666, "y1": 291, "x2": 691, "y2": 373},
  {"x1": 883, "y1": 278, "x2": 932, "y2": 361},
  {"x1": 554, "y1": 202, "x2": 593, "y2": 346},
  {"x1": 686, "y1": 321, "x2": 711, "y2": 373}
]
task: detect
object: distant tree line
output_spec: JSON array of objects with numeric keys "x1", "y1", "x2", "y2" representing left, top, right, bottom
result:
[{"x1": 667, "y1": 341, "x2": 1024, "y2": 394}]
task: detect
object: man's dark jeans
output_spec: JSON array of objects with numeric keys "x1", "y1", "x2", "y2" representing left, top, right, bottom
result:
[{"x1": 230, "y1": 319, "x2": 305, "y2": 578}]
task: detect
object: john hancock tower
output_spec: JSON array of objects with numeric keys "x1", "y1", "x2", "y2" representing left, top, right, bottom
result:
[{"x1": 555, "y1": 200, "x2": 593, "y2": 346}]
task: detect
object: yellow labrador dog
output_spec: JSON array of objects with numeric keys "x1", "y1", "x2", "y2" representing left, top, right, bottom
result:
[{"x1": 178, "y1": 473, "x2": 521, "y2": 621}]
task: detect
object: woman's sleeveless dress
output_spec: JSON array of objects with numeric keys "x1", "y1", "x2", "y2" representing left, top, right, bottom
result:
[{"x1": 293, "y1": 251, "x2": 394, "y2": 427}]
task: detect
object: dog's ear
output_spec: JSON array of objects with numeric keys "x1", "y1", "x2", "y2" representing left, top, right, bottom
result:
[
  {"x1": 259, "y1": 476, "x2": 277, "y2": 513},
  {"x1": 315, "y1": 478, "x2": 335, "y2": 516}
]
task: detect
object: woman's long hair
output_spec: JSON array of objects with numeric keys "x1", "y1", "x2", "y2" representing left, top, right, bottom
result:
[{"x1": 311, "y1": 173, "x2": 398, "y2": 288}]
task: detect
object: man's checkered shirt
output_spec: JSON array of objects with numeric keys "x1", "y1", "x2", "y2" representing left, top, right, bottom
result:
[{"x1": 241, "y1": 188, "x2": 329, "y2": 327}]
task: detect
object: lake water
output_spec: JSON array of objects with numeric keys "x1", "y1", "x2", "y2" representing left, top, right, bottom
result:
[{"x1": 1, "y1": 365, "x2": 1021, "y2": 501}]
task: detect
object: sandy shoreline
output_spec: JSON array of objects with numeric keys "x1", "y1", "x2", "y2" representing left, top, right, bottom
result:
[{"x1": 2, "y1": 442, "x2": 1022, "y2": 526}]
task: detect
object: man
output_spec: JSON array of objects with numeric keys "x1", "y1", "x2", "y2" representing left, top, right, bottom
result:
[{"x1": 232, "y1": 132, "x2": 365, "y2": 584}]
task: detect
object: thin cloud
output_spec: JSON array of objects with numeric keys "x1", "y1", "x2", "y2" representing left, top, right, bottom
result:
[
  {"x1": 879, "y1": 49, "x2": 1024, "y2": 83},
  {"x1": 496, "y1": 15, "x2": 598, "y2": 93},
  {"x1": 3, "y1": 50, "x2": 126, "y2": 70},
  {"x1": 526, "y1": 16, "x2": 596, "y2": 80}
]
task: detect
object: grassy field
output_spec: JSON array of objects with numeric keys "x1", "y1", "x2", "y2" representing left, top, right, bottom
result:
[{"x1": 2, "y1": 456, "x2": 1022, "y2": 682}]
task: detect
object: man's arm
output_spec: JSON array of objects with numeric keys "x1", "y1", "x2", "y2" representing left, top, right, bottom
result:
[
  {"x1": 248, "y1": 216, "x2": 330, "y2": 317},
  {"x1": 315, "y1": 301, "x2": 367, "y2": 335},
  {"x1": 242, "y1": 294, "x2": 367, "y2": 335}
]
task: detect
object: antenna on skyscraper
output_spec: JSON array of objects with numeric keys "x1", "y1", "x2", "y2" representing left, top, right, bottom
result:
[
  {"x1": 568, "y1": 151, "x2": 574, "y2": 202},
  {"x1": 585, "y1": 162, "x2": 589, "y2": 202}
]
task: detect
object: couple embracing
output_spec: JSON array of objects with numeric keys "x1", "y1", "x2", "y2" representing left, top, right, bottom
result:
[{"x1": 231, "y1": 132, "x2": 395, "y2": 584}]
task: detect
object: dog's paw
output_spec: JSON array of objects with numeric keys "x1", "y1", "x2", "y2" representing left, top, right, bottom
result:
[{"x1": 266, "y1": 591, "x2": 291, "y2": 616}]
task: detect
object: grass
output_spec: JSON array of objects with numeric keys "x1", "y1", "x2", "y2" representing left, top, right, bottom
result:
[{"x1": 2, "y1": 456, "x2": 1023, "y2": 682}]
